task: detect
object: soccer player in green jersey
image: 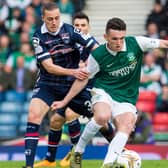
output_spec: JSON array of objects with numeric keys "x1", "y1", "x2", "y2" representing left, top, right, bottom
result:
[{"x1": 51, "y1": 17, "x2": 168, "y2": 168}]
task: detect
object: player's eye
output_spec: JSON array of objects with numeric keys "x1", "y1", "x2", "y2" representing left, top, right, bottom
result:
[
  {"x1": 47, "y1": 17, "x2": 53, "y2": 21},
  {"x1": 81, "y1": 24, "x2": 86, "y2": 27}
]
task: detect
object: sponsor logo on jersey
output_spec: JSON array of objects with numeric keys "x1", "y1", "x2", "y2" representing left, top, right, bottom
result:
[{"x1": 108, "y1": 61, "x2": 137, "y2": 77}]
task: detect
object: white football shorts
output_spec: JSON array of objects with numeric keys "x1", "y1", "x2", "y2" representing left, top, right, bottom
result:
[{"x1": 89, "y1": 87, "x2": 137, "y2": 118}]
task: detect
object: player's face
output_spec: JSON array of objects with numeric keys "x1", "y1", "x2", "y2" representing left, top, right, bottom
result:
[
  {"x1": 73, "y1": 18, "x2": 89, "y2": 34},
  {"x1": 42, "y1": 8, "x2": 61, "y2": 33},
  {"x1": 104, "y1": 29, "x2": 126, "y2": 52}
]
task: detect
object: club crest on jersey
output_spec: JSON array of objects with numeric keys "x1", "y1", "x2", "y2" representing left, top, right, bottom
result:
[
  {"x1": 127, "y1": 52, "x2": 135, "y2": 62},
  {"x1": 61, "y1": 33, "x2": 70, "y2": 44}
]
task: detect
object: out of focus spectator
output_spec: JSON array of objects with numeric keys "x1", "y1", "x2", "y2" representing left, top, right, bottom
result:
[
  {"x1": 22, "y1": 5, "x2": 36, "y2": 35},
  {"x1": 20, "y1": 32, "x2": 31, "y2": 45},
  {"x1": 9, "y1": 56, "x2": 34, "y2": 92},
  {"x1": 157, "y1": 84, "x2": 168, "y2": 112},
  {"x1": 5, "y1": 7, "x2": 23, "y2": 50},
  {"x1": 152, "y1": 48, "x2": 166, "y2": 69},
  {"x1": 30, "y1": 0, "x2": 42, "y2": 26},
  {"x1": 146, "y1": 1, "x2": 168, "y2": 38},
  {"x1": 21, "y1": 21, "x2": 35, "y2": 40},
  {"x1": 0, "y1": 34, "x2": 11, "y2": 65},
  {"x1": 6, "y1": 0, "x2": 31, "y2": 10},
  {"x1": 71, "y1": 0, "x2": 85, "y2": 13},
  {"x1": 56, "y1": 0, "x2": 74, "y2": 23},
  {"x1": 129, "y1": 111, "x2": 155, "y2": 144},
  {"x1": 0, "y1": 63, "x2": 10, "y2": 101},
  {"x1": 145, "y1": 22, "x2": 160, "y2": 39},
  {"x1": 161, "y1": 59, "x2": 168, "y2": 84},
  {"x1": 140, "y1": 52, "x2": 162, "y2": 95},
  {"x1": 6, "y1": 55, "x2": 35, "y2": 102},
  {"x1": 42, "y1": 0, "x2": 55, "y2": 5},
  {"x1": 5, "y1": 42, "x2": 37, "y2": 73},
  {"x1": 0, "y1": 1, "x2": 9, "y2": 34},
  {"x1": 58, "y1": 0, "x2": 74, "y2": 16},
  {"x1": 160, "y1": 0, "x2": 168, "y2": 7}
]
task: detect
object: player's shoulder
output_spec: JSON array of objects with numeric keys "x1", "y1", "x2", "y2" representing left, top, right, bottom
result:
[
  {"x1": 63, "y1": 22, "x2": 83, "y2": 36},
  {"x1": 62, "y1": 22, "x2": 74, "y2": 32},
  {"x1": 33, "y1": 27, "x2": 42, "y2": 38},
  {"x1": 93, "y1": 44, "x2": 106, "y2": 54},
  {"x1": 91, "y1": 44, "x2": 106, "y2": 60},
  {"x1": 125, "y1": 36, "x2": 136, "y2": 42},
  {"x1": 125, "y1": 36, "x2": 140, "y2": 46}
]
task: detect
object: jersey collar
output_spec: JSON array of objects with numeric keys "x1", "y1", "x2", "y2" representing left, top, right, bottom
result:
[
  {"x1": 106, "y1": 40, "x2": 127, "y2": 56},
  {"x1": 41, "y1": 21, "x2": 63, "y2": 35}
]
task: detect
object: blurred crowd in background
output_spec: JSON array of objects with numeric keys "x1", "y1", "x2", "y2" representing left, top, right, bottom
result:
[
  {"x1": 0, "y1": 0, "x2": 168, "y2": 144},
  {"x1": 0, "y1": 0, "x2": 86, "y2": 100}
]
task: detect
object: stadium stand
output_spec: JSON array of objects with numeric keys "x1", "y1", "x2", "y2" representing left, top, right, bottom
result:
[
  {"x1": 19, "y1": 112, "x2": 28, "y2": 135},
  {"x1": 4, "y1": 90, "x2": 27, "y2": 103},
  {"x1": 0, "y1": 113, "x2": 19, "y2": 140},
  {"x1": 153, "y1": 113, "x2": 168, "y2": 142},
  {"x1": 0, "y1": 101, "x2": 22, "y2": 113},
  {"x1": 136, "y1": 91, "x2": 157, "y2": 117}
]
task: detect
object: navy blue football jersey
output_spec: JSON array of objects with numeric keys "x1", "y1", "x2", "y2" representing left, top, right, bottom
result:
[{"x1": 32, "y1": 22, "x2": 97, "y2": 87}]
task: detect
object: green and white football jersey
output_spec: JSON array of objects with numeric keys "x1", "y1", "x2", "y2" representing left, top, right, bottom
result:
[{"x1": 90, "y1": 37, "x2": 144, "y2": 105}]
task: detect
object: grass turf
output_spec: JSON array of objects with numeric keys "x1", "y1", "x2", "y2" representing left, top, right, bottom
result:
[{"x1": 0, "y1": 160, "x2": 167, "y2": 168}]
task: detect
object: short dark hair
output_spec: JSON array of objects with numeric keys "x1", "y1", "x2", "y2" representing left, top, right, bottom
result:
[
  {"x1": 72, "y1": 12, "x2": 89, "y2": 24},
  {"x1": 105, "y1": 17, "x2": 126, "y2": 34},
  {"x1": 41, "y1": 2, "x2": 59, "y2": 15}
]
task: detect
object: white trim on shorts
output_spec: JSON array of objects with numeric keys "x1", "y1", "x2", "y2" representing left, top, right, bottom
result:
[{"x1": 90, "y1": 87, "x2": 137, "y2": 118}]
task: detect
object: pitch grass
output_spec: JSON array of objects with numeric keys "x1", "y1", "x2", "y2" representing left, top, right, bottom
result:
[{"x1": 0, "y1": 160, "x2": 167, "y2": 168}]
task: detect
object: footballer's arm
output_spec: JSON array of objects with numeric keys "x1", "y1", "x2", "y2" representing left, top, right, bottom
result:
[
  {"x1": 51, "y1": 78, "x2": 89, "y2": 110},
  {"x1": 42, "y1": 58, "x2": 88, "y2": 80}
]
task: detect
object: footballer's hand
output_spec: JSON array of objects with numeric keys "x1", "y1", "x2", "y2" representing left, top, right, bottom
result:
[
  {"x1": 79, "y1": 60, "x2": 87, "y2": 68},
  {"x1": 73, "y1": 68, "x2": 89, "y2": 80},
  {"x1": 51, "y1": 100, "x2": 66, "y2": 111}
]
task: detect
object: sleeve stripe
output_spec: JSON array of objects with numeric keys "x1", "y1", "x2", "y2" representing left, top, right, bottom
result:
[
  {"x1": 37, "y1": 52, "x2": 50, "y2": 59},
  {"x1": 86, "y1": 39, "x2": 94, "y2": 48}
]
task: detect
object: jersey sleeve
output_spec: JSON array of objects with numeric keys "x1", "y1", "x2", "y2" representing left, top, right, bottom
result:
[
  {"x1": 135, "y1": 36, "x2": 160, "y2": 52},
  {"x1": 32, "y1": 32, "x2": 50, "y2": 63},
  {"x1": 86, "y1": 54, "x2": 100, "y2": 79},
  {"x1": 72, "y1": 27, "x2": 97, "y2": 51}
]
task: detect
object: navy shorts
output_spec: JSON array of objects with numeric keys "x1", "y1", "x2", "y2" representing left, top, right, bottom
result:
[{"x1": 32, "y1": 83, "x2": 93, "y2": 118}]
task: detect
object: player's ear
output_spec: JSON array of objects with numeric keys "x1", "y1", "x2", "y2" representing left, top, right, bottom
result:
[{"x1": 104, "y1": 33, "x2": 108, "y2": 41}]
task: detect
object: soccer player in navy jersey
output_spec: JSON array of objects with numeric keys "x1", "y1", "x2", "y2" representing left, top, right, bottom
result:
[
  {"x1": 22, "y1": 3, "x2": 97, "y2": 168},
  {"x1": 22, "y1": 3, "x2": 113, "y2": 168},
  {"x1": 33, "y1": 12, "x2": 97, "y2": 168}
]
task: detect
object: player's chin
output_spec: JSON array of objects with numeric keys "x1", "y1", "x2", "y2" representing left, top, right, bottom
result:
[
  {"x1": 115, "y1": 47, "x2": 122, "y2": 51},
  {"x1": 50, "y1": 27, "x2": 57, "y2": 32}
]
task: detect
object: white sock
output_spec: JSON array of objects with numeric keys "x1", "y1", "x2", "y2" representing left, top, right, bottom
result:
[
  {"x1": 75, "y1": 118, "x2": 102, "y2": 153},
  {"x1": 103, "y1": 131, "x2": 128, "y2": 165}
]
